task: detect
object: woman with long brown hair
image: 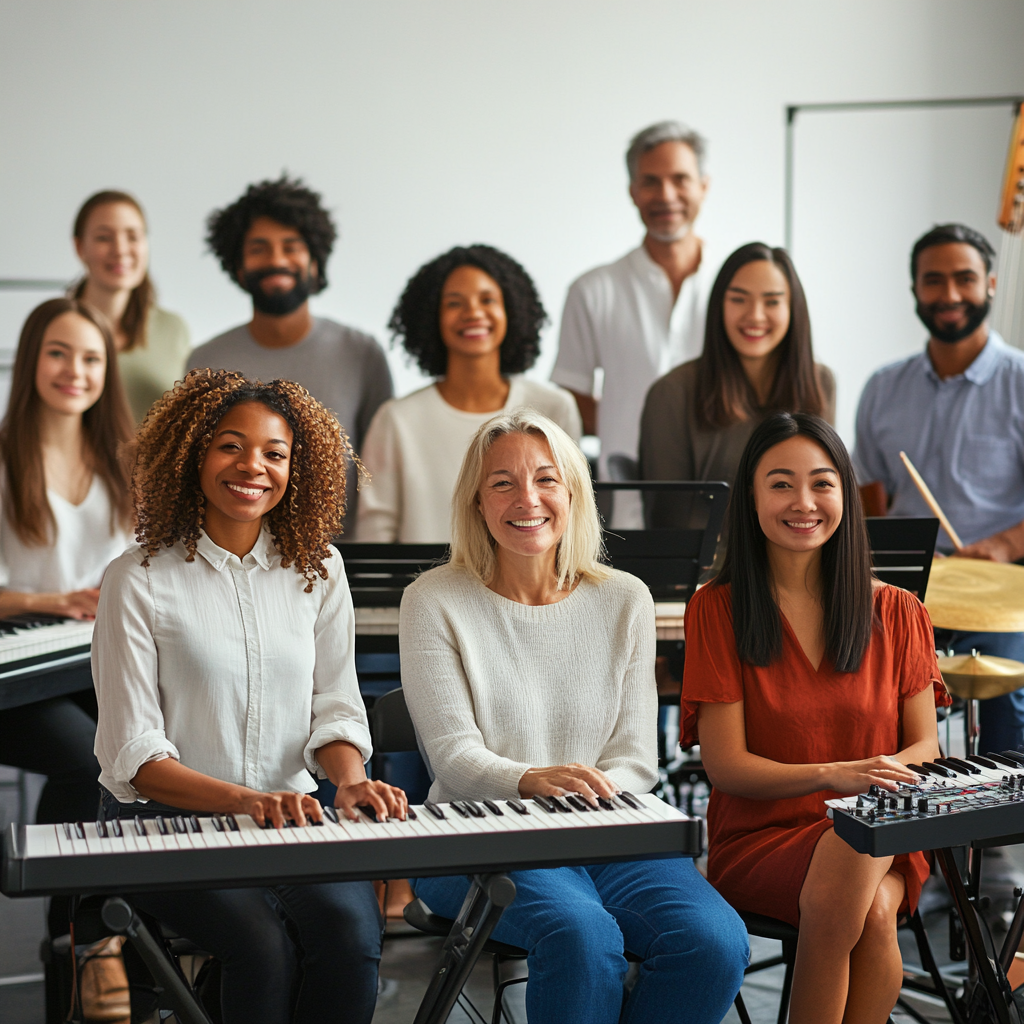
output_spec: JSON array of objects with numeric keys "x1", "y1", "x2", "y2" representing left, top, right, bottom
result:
[
  {"x1": 72, "y1": 189, "x2": 191, "y2": 422},
  {"x1": 0, "y1": 296, "x2": 133, "y2": 932},
  {"x1": 639, "y1": 242, "x2": 834, "y2": 533}
]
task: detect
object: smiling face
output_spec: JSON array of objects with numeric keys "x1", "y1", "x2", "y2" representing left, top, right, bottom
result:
[
  {"x1": 199, "y1": 401, "x2": 293, "y2": 540},
  {"x1": 439, "y1": 265, "x2": 508, "y2": 361},
  {"x1": 74, "y1": 201, "x2": 149, "y2": 294},
  {"x1": 723, "y1": 259, "x2": 791, "y2": 364},
  {"x1": 629, "y1": 141, "x2": 708, "y2": 243},
  {"x1": 34, "y1": 312, "x2": 107, "y2": 417},
  {"x1": 913, "y1": 242, "x2": 994, "y2": 344},
  {"x1": 239, "y1": 216, "x2": 317, "y2": 316},
  {"x1": 477, "y1": 432, "x2": 570, "y2": 560},
  {"x1": 752, "y1": 435, "x2": 842, "y2": 556}
]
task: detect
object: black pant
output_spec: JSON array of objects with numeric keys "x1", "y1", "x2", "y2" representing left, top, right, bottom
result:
[{"x1": 103, "y1": 793, "x2": 383, "y2": 1024}]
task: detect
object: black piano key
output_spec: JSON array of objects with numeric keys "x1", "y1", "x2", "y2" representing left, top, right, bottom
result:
[
  {"x1": 1000, "y1": 751, "x2": 1024, "y2": 768},
  {"x1": 322, "y1": 805, "x2": 339, "y2": 824},
  {"x1": 188, "y1": 816, "x2": 202, "y2": 833},
  {"x1": 62, "y1": 823, "x2": 72, "y2": 840},
  {"x1": 407, "y1": 806, "x2": 418, "y2": 820},
  {"x1": 597, "y1": 797, "x2": 616, "y2": 811},
  {"x1": 212, "y1": 814, "x2": 225, "y2": 832},
  {"x1": 618, "y1": 792, "x2": 640, "y2": 810},
  {"x1": 905, "y1": 765, "x2": 929, "y2": 776},
  {"x1": 462, "y1": 800, "x2": 486, "y2": 818},
  {"x1": 133, "y1": 816, "x2": 147, "y2": 837},
  {"x1": 482, "y1": 799, "x2": 504, "y2": 816},
  {"x1": 549, "y1": 796, "x2": 574, "y2": 813},
  {"x1": 424, "y1": 801, "x2": 446, "y2": 820},
  {"x1": 450, "y1": 802, "x2": 470, "y2": 818},
  {"x1": 73, "y1": 822, "x2": 85, "y2": 840},
  {"x1": 985, "y1": 752, "x2": 1022, "y2": 768},
  {"x1": 505, "y1": 799, "x2": 529, "y2": 815},
  {"x1": 155, "y1": 817, "x2": 169, "y2": 835},
  {"x1": 967, "y1": 755, "x2": 1000, "y2": 770},
  {"x1": 110, "y1": 819, "x2": 122, "y2": 838},
  {"x1": 532, "y1": 796, "x2": 558, "y2": 813},
  {"x1": 936, "y1": 758, "x2": 978, "y2": 776},
  {"x1": 564, "y1": 794, "x2": 591, "y2": 812},
  {"x1": 172, "y1": 816, "x2": 188, "y2": 834},
  {"x1": 226, "y1": 815, "x2": 240, "y2": 832},
  {"x1": 921, "y1": 762, "x2": 957, "y2": 779},
  {"x1": 95, "y1": 820, "x2": 107, "y2": 839}
]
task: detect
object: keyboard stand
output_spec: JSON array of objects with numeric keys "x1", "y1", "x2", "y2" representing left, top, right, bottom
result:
[
  {"x1": 413, "y1": 872, "x2": 517, "y2": 1024},
  {"x1": 93, "y1": 874, "x2": 517, "y2": 1024}
]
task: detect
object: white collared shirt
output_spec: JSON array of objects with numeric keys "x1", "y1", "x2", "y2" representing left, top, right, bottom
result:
[
  {"x1": 93, "y1": 528, "x2": 371, "y2": 803},
  {"x1": 552, "y1": 243, "x2": 714, "y2": 478}
]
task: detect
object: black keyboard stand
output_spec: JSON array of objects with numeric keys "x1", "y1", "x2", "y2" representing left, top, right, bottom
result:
[
  {"x1": 413, "y1": 872, "x2": 517, "y2": 1024},
  {"x1": 93, "y1": 876, "x2": 517, "y2": 1024}
]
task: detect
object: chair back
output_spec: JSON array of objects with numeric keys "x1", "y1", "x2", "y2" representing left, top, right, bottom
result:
[
  {"x1": 371, "y1": 687, "x2": 419, "y2": 753},
  {"x1": 606, "y1": 453, "x2": 640, "y2": 482},
  {"x1": 336, "y1": 542, "x2": 449, "y2": 607},
  {"x1": 865, "y1": 517, "x2": 939, "y2": 599}
]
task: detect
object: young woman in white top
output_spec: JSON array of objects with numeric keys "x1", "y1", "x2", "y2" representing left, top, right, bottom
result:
[
  {"x1": 93, "y1": 369, "x2": 406, "y2": 1024},
  {"x1": 399, "y1": 408, "x2": 748, "y2": 1024},
  {"x1": 356, "y1": 245, "x2": 581, "y2": 542},
  {"x1": 72, "y1": 190, "x2": 191, "y2": 423},
  {"x1": 0, "y1": 297, "x2": 132, "y2": 812}
]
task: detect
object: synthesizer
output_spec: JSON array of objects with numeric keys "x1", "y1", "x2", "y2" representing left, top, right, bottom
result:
[
  {"x1": 2, "y1": 792, "x2": 703, "y2": 897},
  {"x1": 826, "y1": 751, "x2": 1024, "y2": 856}
]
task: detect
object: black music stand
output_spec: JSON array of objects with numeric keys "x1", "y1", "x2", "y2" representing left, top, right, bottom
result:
[{"x1": 865, "y1": 516, "x2": 939, "y2": 599}]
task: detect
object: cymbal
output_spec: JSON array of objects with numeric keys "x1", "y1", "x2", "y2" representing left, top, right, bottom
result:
[
  {"x1": 924, "y1": 558, "x2": 1024, "y2": 632},
  {"x1": 937, "y1": 652, "x2": 1024, "y2": 700}
]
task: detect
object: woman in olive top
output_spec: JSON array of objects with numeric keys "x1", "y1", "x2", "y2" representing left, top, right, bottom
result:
[
  {"x1": 639, "y1": 242, "x2": 834, "y2": 537},
  {"x1": 72, "y1": 189, "x2": 191, "y2": 423}
]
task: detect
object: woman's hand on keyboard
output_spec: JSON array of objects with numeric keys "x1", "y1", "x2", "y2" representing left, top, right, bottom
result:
[
  {"x1": 518, "y1": 763, "x2": 619, "y2": 806},
  {"x1": 239, "y1": 790, "x2": 324, "y2": 829},
  {"x1": 825, "y1": 756, "x2": 922, "y2": 795},
  {"x1": 334, "y1": 779, "x2": 409, "y2": 823},
  {"x1": 28, "y1": 588, "x2": 100, "y2": 620}
]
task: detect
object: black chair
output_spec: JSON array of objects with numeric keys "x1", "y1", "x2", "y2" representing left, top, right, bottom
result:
[{"x1": 865, "y1": 517, "x2": 940, "y2": 599}]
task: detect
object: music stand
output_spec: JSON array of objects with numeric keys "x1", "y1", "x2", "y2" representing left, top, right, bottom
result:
[{"x1": 865, "y1": 517, "x2": 939, "y2": 599}]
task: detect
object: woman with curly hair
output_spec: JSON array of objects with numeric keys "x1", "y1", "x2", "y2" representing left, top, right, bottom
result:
[
  {"x1": 93, "y1": 369, "x2": 405, "y2": 1024},
  {"x1": 356, "y1": 244, "x2": 581, "y2": 542}
]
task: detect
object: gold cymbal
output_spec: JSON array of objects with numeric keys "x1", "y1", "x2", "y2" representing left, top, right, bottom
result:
[
  {"x1": 937, "y1": 652, "x2": 1024, "y2": 700},
  {"x1": 924, "y1": 558, "x2": 1024, "y2": 633}
]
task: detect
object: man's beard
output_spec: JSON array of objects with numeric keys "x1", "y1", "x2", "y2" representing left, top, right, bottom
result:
[
  {"x1": 243, "y1": 267, "x2": 313, "y2": 316},
  {"x1": 916, "y1": 296, "x2": 990, "y2": 344}
]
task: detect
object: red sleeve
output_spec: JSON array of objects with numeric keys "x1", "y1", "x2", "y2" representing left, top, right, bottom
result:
[
  {"x1": 883, "y1": 585, "x2": 951, "y2": 708},
  {"x1": 680, "y1": 583, "x2": 745, "y2": 748}
]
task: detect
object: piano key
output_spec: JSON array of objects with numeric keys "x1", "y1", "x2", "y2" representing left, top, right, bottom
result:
[
  {"x1": 482, "y1": 800, "x2": 504, "y2": 816},
  {"x1": 506, "y1": 799, "x2": 529, "y2": 815},
  {"x1": 968, "y1": 755, "x2": 1000, "y2": 770},
  {"x1": 424, "y1": 800, "x2": 446, "y2": 820},
  {"x1": 1000, "y1": 751, "x2": 1024, "y2": 768},
  {"x1": 532, "y1": 796, "x2": 558, "y2": 814}
]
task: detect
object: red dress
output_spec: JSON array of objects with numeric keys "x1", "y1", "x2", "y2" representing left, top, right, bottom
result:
[{"x1": 681, "y1": 582, "x2": 950, "y2": 927}]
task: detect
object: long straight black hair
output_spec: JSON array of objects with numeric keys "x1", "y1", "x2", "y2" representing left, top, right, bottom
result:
[
  {"x1": 694, "y1": 243, "x2": 825, "y2": 429},
  {"x1": 714, "y1": 412, "x2": 874, "y2": 672}
]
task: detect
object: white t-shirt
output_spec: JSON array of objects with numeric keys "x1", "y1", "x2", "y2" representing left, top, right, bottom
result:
[
  {"x1": 552, "y1": 242, "x2": 715, "y2": 478},
  {"x1": 399, "y1": 563, "x2": 659, "y2": 803},
  {"x1": 0, "y1": 475, "x2": 131, "y2": 593},
  {"x1": 354, "y1": 377, "x2": 582, "y2": 543},
  {"x1": 93, "y1": 528, "x2": 371, "y2": 803}
]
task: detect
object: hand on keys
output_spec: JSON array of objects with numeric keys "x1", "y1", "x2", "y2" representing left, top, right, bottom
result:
[
  {"x1": 334, "y1": 779, "x2": 409, "y2": 823},
  {"x1": 518, "y1": 763, "x2": 620, "y2": 807},
  {"x1": 239, "y1": 791, "x2": 324, "y2": 829},
  {"x1": 826, "y1": 755, "x2": 922, "y2": 795}
]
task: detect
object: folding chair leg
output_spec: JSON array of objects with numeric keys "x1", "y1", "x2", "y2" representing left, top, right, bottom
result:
[
  {"x1": 733, "y1": 991, "x2": 753, "y2": 1024},
  {"x1": 777, "y1": 939, "x2": 796, "y2": 1024}
]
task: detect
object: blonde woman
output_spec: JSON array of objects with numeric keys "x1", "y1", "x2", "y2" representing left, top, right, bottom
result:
[{"x1": 399, "y1": 409, "x2": 747, "y2": 1024}]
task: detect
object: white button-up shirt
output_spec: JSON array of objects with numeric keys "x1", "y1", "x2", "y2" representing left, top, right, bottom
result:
[
  {"x1": 93, "y1": 528, "x2": 371, "y2": 803},
  {"x1": 552, "y1": 243, "x2": 715, "y2": 478}
]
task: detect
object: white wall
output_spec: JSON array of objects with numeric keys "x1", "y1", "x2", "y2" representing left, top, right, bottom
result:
[{"x1": 1, "y1": 0, "x2": 1022, "y2": 444}]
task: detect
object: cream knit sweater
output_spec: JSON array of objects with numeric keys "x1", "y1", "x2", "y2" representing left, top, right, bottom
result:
[{"x1": 399, "y1": 562, "x2": 659, "y2": 802}]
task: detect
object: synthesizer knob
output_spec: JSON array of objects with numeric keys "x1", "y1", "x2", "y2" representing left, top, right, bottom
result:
[
  {"x1": 868, "y1": 784, "x2": 882, "y2": 797},
  {"x1": 902, "y1": 794, "x2": 913, "y2": 811},
  {"x1": 917, "y1": 798, "x2": 930, "y2": 814},
  {"x1": 857, "y1": 794, "x2": 872, "y2": 807}
]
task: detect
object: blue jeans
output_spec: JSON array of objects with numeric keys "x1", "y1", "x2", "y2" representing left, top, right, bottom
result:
[
  {"x1": 934, "y1": 629, "x2": 1024, "y2": 753},
  {"x1": 415, "y1": 857, "x2": 748, "y2": 1024},
  {"x1": 102, "y1": 791, "x2": 382, "y2": 1024}
]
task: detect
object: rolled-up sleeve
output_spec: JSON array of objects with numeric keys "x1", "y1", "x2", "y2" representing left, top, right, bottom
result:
[
  {"x1": 552, "y1": 280, "x2": 600, "y2": 396},
  {"x1": 92, "y1": 553, "x2": 179, "y2": 802},
  {"x1": 306, "y1": 559, "x2": 372, "y2": 773}
]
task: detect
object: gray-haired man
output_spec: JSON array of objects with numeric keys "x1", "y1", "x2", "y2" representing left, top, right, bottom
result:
[{"x1": 552, "y1": 121, "x2": 714, "y2": 486}]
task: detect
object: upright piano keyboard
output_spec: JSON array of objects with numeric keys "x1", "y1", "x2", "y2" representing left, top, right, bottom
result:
[{"x1": 0, "y1": 616, "x2": 94, "y2": 711}]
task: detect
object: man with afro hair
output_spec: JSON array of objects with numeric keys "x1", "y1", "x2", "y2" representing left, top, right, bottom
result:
[{"x1": 188, "y1": 176, "x2": 392, "y2": 520}]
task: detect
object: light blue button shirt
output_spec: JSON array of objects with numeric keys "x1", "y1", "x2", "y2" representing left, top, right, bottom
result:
[{"x1": 854, "y1": 332, "x2": 1024, "y2": 552}]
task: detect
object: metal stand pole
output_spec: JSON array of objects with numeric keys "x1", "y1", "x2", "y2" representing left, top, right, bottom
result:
[{"x1": 966, "y1": 699, "x2": 981, "y2": 756}]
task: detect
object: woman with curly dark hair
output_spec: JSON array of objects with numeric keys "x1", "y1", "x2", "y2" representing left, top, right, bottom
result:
[
  {"x1": 93, "y1": 369, "x2": 405, "y2": 1024},
  {"x1": 357, "y1": 244, "x2": 580, "y2": 541}
]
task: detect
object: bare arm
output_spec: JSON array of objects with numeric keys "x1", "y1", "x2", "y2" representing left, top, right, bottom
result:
[
  {"x1": 954, "y1": 519, "x2": 1024, "y2": 563},
  {"x1": 698, "y1": 687, "x2": 939, "y2": 801},
  {"x1": 568, "y1": 389, "x2": 598, "y2": 437},
  {"x1": 0, "y1": 588, "x2": 100, "y2": 620}
]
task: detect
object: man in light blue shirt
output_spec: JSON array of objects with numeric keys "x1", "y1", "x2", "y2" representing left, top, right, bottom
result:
[{"x1": 855, "y1": 223, "x2": 1024, "y2": 751}]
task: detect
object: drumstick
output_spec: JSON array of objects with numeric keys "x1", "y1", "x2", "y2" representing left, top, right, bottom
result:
[{"x1": 899, "y1": 451, "x2": 964, "y2": 551}]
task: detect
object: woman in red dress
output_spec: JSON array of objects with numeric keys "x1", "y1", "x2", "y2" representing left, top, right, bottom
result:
[{"x1": 681, "y1": 411, "x2": 949, "y2": 1024}]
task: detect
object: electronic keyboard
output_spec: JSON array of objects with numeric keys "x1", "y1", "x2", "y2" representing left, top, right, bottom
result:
[
  {"x1": 2, "y1": 792, "x2": 702, "y2": 897},
  {"x1": 826, "y1": 752, "x2": 1024, "y2": 856},
  {"x1": 0, "y1": 617, "x2": 94, "y2": 711}
]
